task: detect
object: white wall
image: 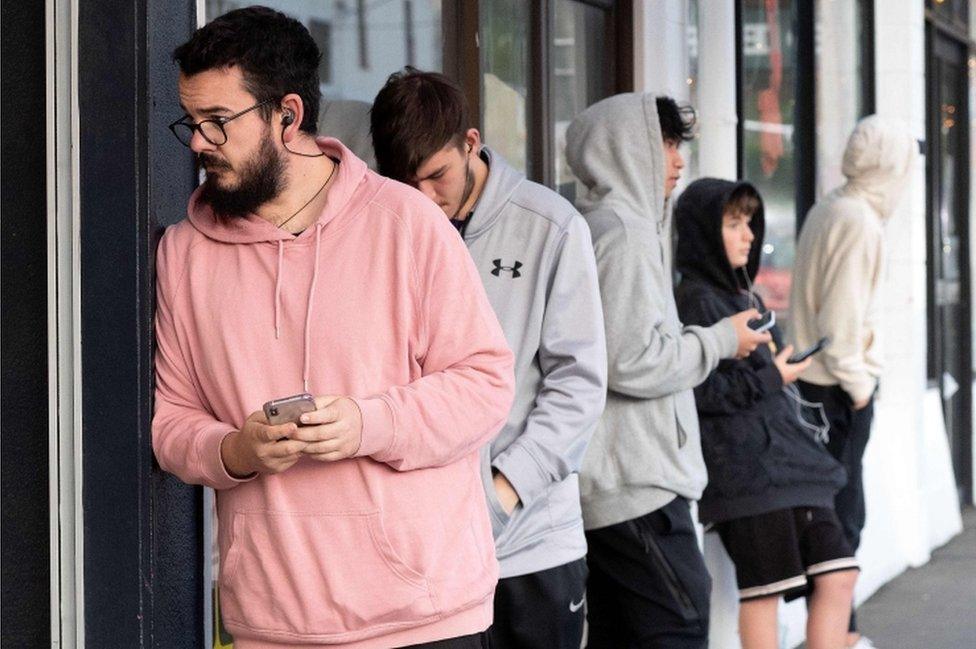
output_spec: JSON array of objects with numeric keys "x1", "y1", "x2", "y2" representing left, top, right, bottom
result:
[{"x1": 633, "y1": 2, "x2": 964, "y2": 647}]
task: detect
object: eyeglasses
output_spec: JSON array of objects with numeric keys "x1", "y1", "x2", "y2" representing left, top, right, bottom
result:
[{"x1": 168, "y1": 99, "x2": 272, "y2": 147}]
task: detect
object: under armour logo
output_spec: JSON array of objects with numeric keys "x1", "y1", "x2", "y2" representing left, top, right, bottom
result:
[{"x1": 491, "y1": 259, "x2": 523, "y2": 278}]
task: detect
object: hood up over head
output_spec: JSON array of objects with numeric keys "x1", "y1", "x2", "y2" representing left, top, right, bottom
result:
[
  {"x1": 840, "y1": 114, "x2": 917, "y2": 219},
  {"x1": 675, "y1": 178, "x2": 765, "y2": 295},
  {"x1": 565, "y1": 92, "x2": 665, "y2": 222}
]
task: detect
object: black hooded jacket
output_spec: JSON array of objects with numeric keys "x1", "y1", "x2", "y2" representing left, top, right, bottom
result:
[{"x1": 674, "y1": 178, "x2": 846, "y2": 524}]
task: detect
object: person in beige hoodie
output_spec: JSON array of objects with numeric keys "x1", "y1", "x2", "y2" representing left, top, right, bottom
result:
[{"x1": 790, "y1": 115, "x2": 917, "y2": 649}]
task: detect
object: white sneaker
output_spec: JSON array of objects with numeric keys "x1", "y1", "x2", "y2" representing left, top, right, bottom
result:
[{"x1": 849, "y1": 637, "x2": 877, "y2": 649}]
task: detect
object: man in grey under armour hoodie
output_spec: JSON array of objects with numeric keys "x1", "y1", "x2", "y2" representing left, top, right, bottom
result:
[
  {"x1": 371, "y1": 68, "x2": 607, "y2": 649},
  {"x1": 565, "y1": 93, "x2": 770, "y2": 648}
]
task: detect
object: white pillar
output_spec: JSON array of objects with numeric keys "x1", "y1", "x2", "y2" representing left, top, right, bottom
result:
[
  {"x1": 634, "y1": 0, "x2": 690, "y2": 98},
  {"x1": 696, "y1": 0, "x2": 738, "y2": 179}
]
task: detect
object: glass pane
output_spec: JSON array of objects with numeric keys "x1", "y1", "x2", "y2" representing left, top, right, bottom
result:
[
  {"x1": 481, "y1": 0, "x2": 530, "y2": 173},
  {"x1": 206, "y1": 1, "x2": 443, "y2": 103},
  {"x1": 814, "y1": 0, "x2": 864, "y2": 196},
  {"x1": 740, "y1": 0, "x2": 797, "y2": 319},
  {"x1": 939, "y1": 59, "x2": 962, "y2": 285},
  {"x1": 928, "y1": 0, "x2": 969, "y2": 28},
  {"x1": 551, "y1": 0, "x2": 610, "y2": 201}
]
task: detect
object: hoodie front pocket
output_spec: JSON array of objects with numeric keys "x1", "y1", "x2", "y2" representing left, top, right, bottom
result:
[
  {"x1": 480, "y1": 447, "x2": 511, "y2": 539},
  {"x1": 220, "y1": 510, "x2": 435, "y2": 639}
]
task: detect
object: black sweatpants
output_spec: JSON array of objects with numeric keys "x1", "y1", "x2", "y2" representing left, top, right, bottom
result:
[
  {"x1": 400, "y1": 631, "x2": 491, "y2": 648},
  {"x1": 489, "y1": 558, "x2": 587, "y2": 649},
  {"x1": 798, "y1": 380, "x2": 875, "y2": 632},
  {"x1": 584, "y1": 497, "x2": 711, "y2": 649}
]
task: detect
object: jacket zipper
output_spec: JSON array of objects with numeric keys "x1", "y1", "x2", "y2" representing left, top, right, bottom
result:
[{"x1": 633, "y1": 519, "x2": 697, "y2": 617}]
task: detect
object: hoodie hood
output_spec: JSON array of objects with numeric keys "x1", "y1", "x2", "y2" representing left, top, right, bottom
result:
[
  {"x1": 565, "y1": 93, "x2": 665, "y2": 222},
  {"x1": 185, "y1": 137, "x2": 369, "y2": 391},
  {"x1": 840, "y1": 115, "x2": 917, "y2": 219},
  {"x1": 463, "y1": 146, "x2": 524, "y2": 239},
  {"x1": 186, "y1": 136, "x2": 367, "y2": 243},
  {"x1": 675, "y1": 178, "x2": 765, "y2": 294}
]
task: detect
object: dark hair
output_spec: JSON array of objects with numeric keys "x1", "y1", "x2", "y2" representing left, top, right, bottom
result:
[
  {"x1": 173, "y1": 6, "x2": 321, "y2": 134},
  {"x1": 370, "y1": 67, "x2": 472, "y2": 181},
  {"x1": 724, "y1": 183, "x2": 762, "y2": 218},
  {"x1": 656, "y1": 96, "x2": 696, "y2": 145}
]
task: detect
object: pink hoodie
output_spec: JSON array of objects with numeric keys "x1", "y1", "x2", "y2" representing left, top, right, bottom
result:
[{"x1": 152, "y1": 139, "x2": 515, "y2": 648}]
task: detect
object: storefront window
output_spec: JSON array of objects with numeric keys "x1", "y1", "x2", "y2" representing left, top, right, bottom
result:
[
  {"x1": 740, "y1": 0, "x2": 797, "y2": 316},
  {"x1": 928, "y1": 0, "x2": 969, "y2": 30},
  {"x1": 206, "y1": 1, "x2": 443, "y2": 102},
  {"x1": 480, "y1": 0, "x2": 530, "y2": 173},
  {"x1": 815, "y1": 0, "x2": 868, "y2": 195},
  {"x1": 551, "y1": 0, "x2": 611, "y2": 200}
]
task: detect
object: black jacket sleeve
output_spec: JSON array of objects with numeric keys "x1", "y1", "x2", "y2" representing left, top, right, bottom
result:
[{"x1": 678, "y1": 293, "x2": 784, "y2": 416}]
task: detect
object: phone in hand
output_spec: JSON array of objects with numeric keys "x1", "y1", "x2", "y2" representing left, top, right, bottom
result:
[
  {"x1": 748, "y1": 310, "x2": 776, "y2": 333},
  {"x1": 263, "y1": 393, "x2": 316, "y2": 425},
  {"x1": 788, "y1": 337, "x2": 830, "y2": 364}
]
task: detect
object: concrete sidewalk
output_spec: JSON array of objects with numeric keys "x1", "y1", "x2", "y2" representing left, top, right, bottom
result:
[{"x1": 853, "y1": 506, "x2": 976, "y2": 649}]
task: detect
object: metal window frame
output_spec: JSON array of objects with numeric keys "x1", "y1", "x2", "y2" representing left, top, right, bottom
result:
[
  {"x1": 47, "y1": 0, "x2": 84, "y2": 645},
  {"x1": 794, "y1": 0, "x2": 816, "y2": 227},
  {"x1": 858, "y1": 0, "x2": 876, "y2": 116}
]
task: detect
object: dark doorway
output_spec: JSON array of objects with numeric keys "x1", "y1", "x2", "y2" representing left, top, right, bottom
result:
[
  {"x1": 1, "y1": 0, "x2": 51, "y2": 644},
  {"x1": 926, "y1": 24, "x2": 973, "y2": 506}
]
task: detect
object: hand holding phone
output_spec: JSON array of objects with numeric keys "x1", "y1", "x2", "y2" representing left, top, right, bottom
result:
[
  {"x1": 747, "y1": 309, "x2": 776, "y2": 332},
  {"x1": 787, "y1": 337, "x2": 830, "y2": 364},
  {"x1": 730, "y1": 309, "x2": 774, "y2": 359},
  {"x1": 221, "y1": 409, "x2": 309, "y2": 478},
  {"x1": 263, "y1": 393, "x2": 317, "y2": 425}
]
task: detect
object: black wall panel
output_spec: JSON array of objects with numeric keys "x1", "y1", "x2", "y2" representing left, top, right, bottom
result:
[
  {"x1": 77, "y1": 1, "x2": 203, "y2": 646},
  {"x1": 1, "y1": 0, "x2": 52, "y2": 646}
]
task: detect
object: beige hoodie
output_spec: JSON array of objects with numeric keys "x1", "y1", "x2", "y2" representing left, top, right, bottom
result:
[{"x1": 790, "y1": 115, "x2": 917, "y2": 403}]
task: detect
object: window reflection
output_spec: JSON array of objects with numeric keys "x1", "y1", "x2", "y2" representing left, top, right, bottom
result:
[
  {"x1": 740, "y1": 0, "x2": 797, "y2": 318},
  {"x1": 480, "y1": 0, "x2": 530, "y2": 173},
  {"x1": 551, "y1": 0, "x2": 610, "y2": 201},
  {"x1": 207, "y1": 1, "x2": 443, "y2": 105}
]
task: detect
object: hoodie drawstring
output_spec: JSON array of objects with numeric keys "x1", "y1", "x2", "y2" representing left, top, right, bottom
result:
[
  {"x1": 273, "y1": 228, "x2": 322, "y2": 393},
  {"x1": 274, "y1": 241, "x2": 284, "y2": 339},
  {"x1": 302, "y1": 225, "x2": 323, "y2": 393}
]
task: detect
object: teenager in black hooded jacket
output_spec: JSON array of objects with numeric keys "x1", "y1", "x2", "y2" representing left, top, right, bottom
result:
[{"x1": 674, "y1": 178, "x2": 859, "y2": 649}]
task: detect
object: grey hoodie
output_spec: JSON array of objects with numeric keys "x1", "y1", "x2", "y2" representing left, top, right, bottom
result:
[
  {"x1": 465, "y1": 147, "x2": 607, "y2": 578},
  {"x1": 565, "y1": 93, "x2": 739, "y2": 530}
]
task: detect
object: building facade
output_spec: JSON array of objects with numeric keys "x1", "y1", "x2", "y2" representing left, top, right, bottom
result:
[{"x1": 1, "y1": 1, "x2": 972, "y2": 647}]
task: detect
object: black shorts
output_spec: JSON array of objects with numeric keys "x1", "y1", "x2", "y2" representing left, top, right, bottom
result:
[{"x1": 714, "y1": 506, "x2": 858, "y2": 602}]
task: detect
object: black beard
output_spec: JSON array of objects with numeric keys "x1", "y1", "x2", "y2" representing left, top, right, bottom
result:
[{"x1": 198, "y1": 134, "x2": 287, "y2": 219}]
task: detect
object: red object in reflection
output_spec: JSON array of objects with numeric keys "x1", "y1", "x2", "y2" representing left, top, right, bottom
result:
[
  {"x1": 758, "y1": 0, "x2": 783, "y2": 177},
  {"x1": 754, "y1": 267, "x2": 791, "y2": 314}
]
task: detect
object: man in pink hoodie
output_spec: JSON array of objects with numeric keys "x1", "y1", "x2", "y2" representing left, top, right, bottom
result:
[{"x1": 153, "y1": 7, "x2": 515, "y2": 649}]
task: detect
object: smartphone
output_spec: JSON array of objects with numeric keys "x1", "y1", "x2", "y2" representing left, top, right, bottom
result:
[
  {"x1": 748, "y1": 310, "x2": 776, "y2": 333},
  {"x1": 788, "y1": 337, "x2": 830, "y2": 364},
  {"x1": 263, "y1": 393, "x2": 316, "y2": 425}
]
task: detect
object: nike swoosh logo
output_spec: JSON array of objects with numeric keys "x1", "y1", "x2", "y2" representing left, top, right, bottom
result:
[{"x1": 569, "y1": 598, "x2": 584, "y2": 613}]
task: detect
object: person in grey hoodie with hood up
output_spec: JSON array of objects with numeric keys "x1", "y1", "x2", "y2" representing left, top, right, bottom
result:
[
  {"x1": 565, "y1": 94, "x2": 771, "y2": 648},
  {"x1": 791, "y1": 115, "x2": 917, "y2": 649},
  {"x1": 371, "y1": 68, "x2": 607, "y2": 649}
]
